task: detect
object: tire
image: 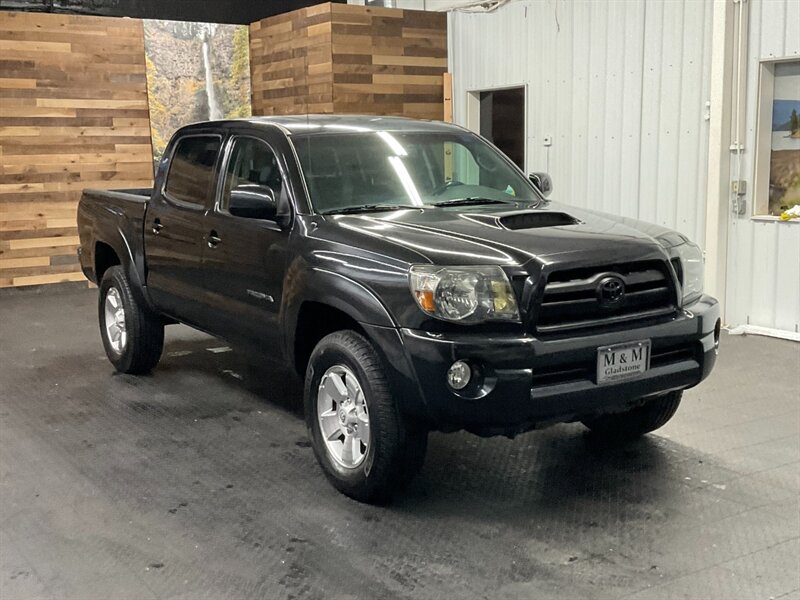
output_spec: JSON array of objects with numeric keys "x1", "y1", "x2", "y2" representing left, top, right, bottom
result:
[
  {"x1": 581, "y1": 391, "x2": 683, "y2": 440},
  {"x1": 98, "y1": 265, "x2": 164, "y2": 374},
  {"x1": 304, "y1": 330, "x2": 427, "y2": 504}
]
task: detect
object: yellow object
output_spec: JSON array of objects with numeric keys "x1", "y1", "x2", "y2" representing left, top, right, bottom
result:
[
  {"x1": 491, "y1": 280, "x2": 512, "y2": 311},
  {"x1": 415, "y1": 290, "x2": 436, "y2": 312},
  {"x1": 780, "y1": 204, "x2": 800, "y2": 220}
]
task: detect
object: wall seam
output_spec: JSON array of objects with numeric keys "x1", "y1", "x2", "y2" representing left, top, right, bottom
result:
[{"x1": 634, "y1": 0, "x2": 647, "y2": 220}]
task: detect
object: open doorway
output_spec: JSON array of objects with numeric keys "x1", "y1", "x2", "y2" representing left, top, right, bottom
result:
[{"x1": 476, "y1": 87, "x2": 526, "y2": 170}]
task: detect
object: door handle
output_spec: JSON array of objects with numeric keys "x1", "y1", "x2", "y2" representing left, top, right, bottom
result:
[
  {"x1": 152, "y1": 219, "x2": 163, "y2": 235},
  {"x1": 207, "y1": 230, "x2": 221, "y2": 248}
]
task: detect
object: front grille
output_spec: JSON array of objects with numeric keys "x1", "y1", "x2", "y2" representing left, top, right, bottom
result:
[
  {"x1": 534, "y1": 261, "x2": 677, "y2": 334},
  {"x1": 531, "y1": 361, "x2": 591, "y2": 387},
  {"x1": 650, "y1": 345, "x2": 696, "y2": 369},
  {"x1": 529, "y1": 342, "x2": 698, "y2": 389}
]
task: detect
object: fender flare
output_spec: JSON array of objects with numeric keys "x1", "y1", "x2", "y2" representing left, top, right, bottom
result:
[
  {"x1": 281, "y1": 266, "x2": 397, "y2": 360},
  {"x1": 281, "y1": 266, "x2": 432, "y2": 421},
  {"x1": 93, "y1": 205, "x2": 153, "y2": 310}
]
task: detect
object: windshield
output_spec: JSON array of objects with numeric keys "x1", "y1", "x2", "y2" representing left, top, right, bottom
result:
[{"x1": 291, "y1": 130, "x2": 540, "y2": 214}]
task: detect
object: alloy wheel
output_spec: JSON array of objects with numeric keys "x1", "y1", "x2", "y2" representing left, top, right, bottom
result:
[
  {"x1": 103, "y1": 287, "x2": 127, "y2": 354},
  {"x1": 316, "y1": 365, "x2": 371, "y2": 469}
]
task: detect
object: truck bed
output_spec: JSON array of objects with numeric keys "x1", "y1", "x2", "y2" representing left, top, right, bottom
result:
[
  {"x1": 77, "y1": 188, "x2": 154, "y2": 286},
  {"x1": 82, "y1": 188, "x2": 152, "y2": 202}
]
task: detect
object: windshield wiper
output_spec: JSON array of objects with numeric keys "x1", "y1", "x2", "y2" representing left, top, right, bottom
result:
[
  {"x1": 431, "y1": 197, "x2": 515, "y2": 207},
  {"x1": 321, "y1": 203, "x2": 422, "y2": 215}
]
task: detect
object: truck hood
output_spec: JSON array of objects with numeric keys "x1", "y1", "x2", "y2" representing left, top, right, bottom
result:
[{"x1": 323, "y1": 201, "x2": 673, "y2": 268}]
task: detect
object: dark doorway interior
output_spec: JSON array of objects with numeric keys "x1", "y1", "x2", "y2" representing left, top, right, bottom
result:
[{"x1": 479, "y1": 87, "x2": 525, "y2": 170}]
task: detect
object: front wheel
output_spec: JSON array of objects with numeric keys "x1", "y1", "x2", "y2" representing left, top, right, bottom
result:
[
  {"x1": 581, "y1": 391, "x2": 683, "y2": 439},
  {"x1": 98, "y1": 266, "x2": 164, "y2": 374},
  {"x1": 304, "y1": 330, "x2": 427, "y2": 504}
]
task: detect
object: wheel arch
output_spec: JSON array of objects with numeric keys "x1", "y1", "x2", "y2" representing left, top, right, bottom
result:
[
  {"x1": 291, "y1": 301, "x2": 370, "y2": 377},
  {"x1": 92, "y1": 222, "x2": 153, "y2": 310},
  {"x1": 285, "y1": 268, "x2": 397, "y2": 377},
  {"x1": 94, "y1": 241, "x2": 121, "y2": 283}
]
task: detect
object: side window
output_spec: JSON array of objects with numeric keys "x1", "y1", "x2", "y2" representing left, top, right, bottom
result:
[
  {"x1": 164, "y1": 136, "x2": 221, "y2": 207},
  {"x1": 221, "y1": 137, "x2": 284, "y2": 214}
]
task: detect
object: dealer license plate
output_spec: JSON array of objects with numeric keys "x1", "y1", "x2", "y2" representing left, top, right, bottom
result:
[{"x1": 597, "y1": 340, "x2": 651, "y2": 385}]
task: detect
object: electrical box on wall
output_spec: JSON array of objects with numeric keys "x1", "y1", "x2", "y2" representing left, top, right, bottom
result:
[{"x1": 731, "y1": 180, "x2": 748, "y2": 215}]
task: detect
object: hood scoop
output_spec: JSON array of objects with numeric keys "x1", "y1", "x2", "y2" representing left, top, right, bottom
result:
[{"x1": 464, "y1": 210, "x2": 581, "y2": 231}]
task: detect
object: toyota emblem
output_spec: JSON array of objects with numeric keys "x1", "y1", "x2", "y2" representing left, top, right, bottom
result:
[{"x1": 597, "y1": 276, "x2": 625, "y2": 307}]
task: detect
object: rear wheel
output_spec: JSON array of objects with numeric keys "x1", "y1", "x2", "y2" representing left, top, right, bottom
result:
[
  {"x1": 304, "y1": 330, "x2": 427, "y2": 504},
  {"x1": 581, "y1": 391, "x2": 683, "y2": 439},
  {"x1": 98, "y1": 266, "x2": 164, "y2": 374}
]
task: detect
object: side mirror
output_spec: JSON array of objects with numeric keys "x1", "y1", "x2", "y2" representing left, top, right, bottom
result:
[
  {"x1": 228, "y1": 183, "x2": 277, "y2": 220},
  {"x1": 529, "y1": 172, "x2": 553, "y2": 197}
]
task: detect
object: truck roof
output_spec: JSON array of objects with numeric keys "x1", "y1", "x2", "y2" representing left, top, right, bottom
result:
[{"x1": 181, "y1": 115, "x2": 466, "y2": 136}]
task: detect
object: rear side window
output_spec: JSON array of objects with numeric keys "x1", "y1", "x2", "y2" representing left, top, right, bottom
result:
[{"x1": 164, "y1": 135, "x2": 221, "y2": 207}]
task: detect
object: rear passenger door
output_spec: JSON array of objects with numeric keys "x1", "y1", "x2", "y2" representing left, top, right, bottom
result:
[{"x1": 145, "y1": 134, "x2": 222, "y2": 326}]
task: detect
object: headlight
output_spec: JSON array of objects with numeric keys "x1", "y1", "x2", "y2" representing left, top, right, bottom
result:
[
  {"x1": 675, "y1": 242, "x2": 704, "y2": 305},
  {"x1": 409, "y1": 265, "x2": 520, "y2": 323}
]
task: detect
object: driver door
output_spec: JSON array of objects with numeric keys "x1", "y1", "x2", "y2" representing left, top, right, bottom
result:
[{"x1": 200, "y1": 135, "x2": 291, "y2": 350}]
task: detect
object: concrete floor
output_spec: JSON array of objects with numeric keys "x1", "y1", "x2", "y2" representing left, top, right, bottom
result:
[{"x1": 0, "y1": 288, "x2": 798, "y2": 600}]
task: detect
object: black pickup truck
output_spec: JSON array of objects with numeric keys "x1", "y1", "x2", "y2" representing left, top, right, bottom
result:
[{"x1": 78, "y1": 115, "x2": 720, "y2": 502}]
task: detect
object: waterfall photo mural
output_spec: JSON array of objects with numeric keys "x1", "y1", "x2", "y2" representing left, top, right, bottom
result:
[{"x1": 143, "y1": 20, "x2": 252, "y2": 165}]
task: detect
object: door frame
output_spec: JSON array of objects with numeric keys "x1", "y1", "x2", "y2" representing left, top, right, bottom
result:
[{"x1": 465, "y1": 84, "x2": 528, "y2": 173}]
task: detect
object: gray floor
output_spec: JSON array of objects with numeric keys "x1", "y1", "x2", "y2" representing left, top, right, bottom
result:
[{"x1": 1, "y1": 288, "x2": 798, "y2": 600}]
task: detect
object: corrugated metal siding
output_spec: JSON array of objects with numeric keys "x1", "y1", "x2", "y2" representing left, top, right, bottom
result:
[
  {"x1": 725, "y1": 0, "x2": 800, "y2": 333},
  {"x1": 449, "y1": 0, "x2": 713, "y2": 245}
]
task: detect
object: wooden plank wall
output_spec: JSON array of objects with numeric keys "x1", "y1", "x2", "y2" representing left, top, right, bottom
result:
[
  {"x1": 329, "y1": 3, "x2": 446, "y2": 120},
  {"x1": 250, "y1": 3, "x2": 447, "y2": 120},
  {"x1": 0, "y1": 11, "x2": 154, "y2": 288},
  {"x1": 249, "y1": 3, "x2": 334, "y2": 115}
]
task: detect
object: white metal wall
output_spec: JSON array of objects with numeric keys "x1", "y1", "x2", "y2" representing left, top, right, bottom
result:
[
  {"x1": 449, "y1": 0, "x2": 713, "y2": 245},
  {"x1": 725, "y1": 0, "x2": 800, "y2": 334}
]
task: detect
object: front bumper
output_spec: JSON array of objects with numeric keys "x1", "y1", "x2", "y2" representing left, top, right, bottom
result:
[{"x1": 380, "y1": 295, "x2": 720, "y2": 436}]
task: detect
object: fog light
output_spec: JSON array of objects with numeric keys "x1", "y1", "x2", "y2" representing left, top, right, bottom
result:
[{"x1": 447, "y1": 360, "x2": 471, "y2": 390}]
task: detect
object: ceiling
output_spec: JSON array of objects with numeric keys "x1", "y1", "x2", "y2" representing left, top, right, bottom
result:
[{"x1": 0, "y1": 0, "x2": 344, "y2": 24}]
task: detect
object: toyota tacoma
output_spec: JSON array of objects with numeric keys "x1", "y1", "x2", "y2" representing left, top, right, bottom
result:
[{"x1": 77, "y1": 116, "x2": 720, "y2": 503}]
